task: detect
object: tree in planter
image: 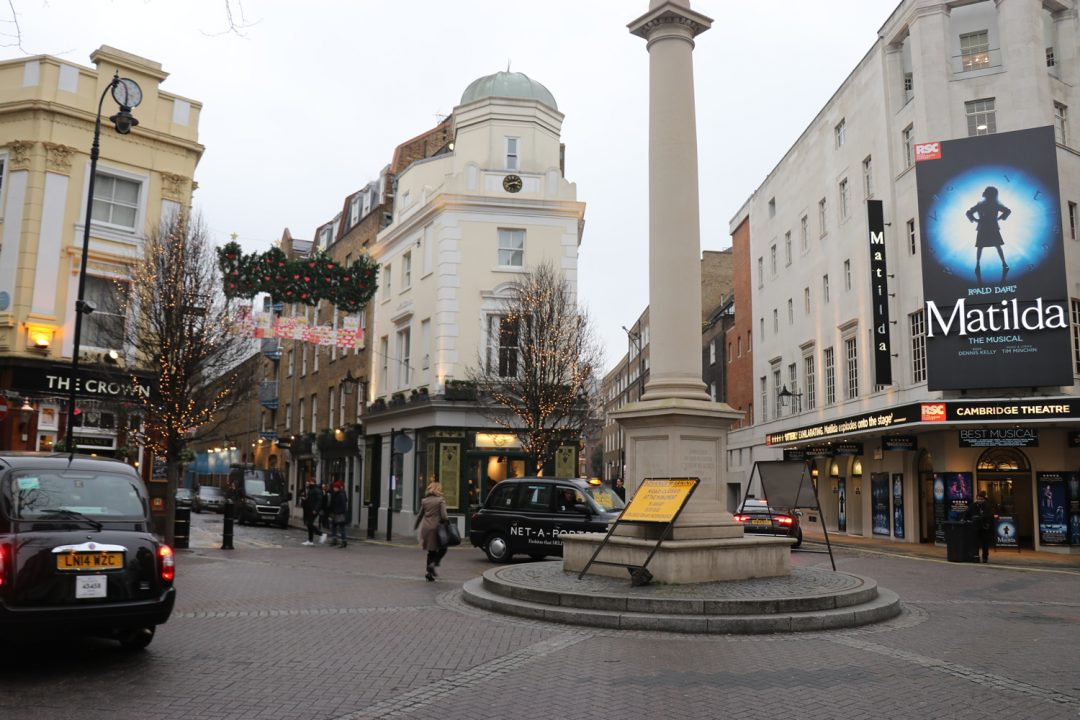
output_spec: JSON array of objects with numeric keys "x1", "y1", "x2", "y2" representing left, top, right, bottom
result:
[
  {"x1": 115, "y1": 211, "x2": 252, "y2": 545},
  {"x1": 466, "y1": 262, "x2": 603, "y2": 474}
]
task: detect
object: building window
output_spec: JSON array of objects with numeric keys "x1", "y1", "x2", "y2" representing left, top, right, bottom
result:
[
  {"x1": 709, "y1": 340, "x2": 716, "y2": 365},
  {"x1": 759, "y1": 317, "x2": 765, "y2": 341},
  {"x1": 902, "y1": 125, "x2": 914, "y2": 169},
  {"x1": 757, "y1": 257, "x2": 764, "y2": 287},
  {"x1": 959, "y1": 30, "x2": 991, "y2": 72},
  {"x1": 287, "y1": 349, "x2": 294, "y2": 378},
  {"x1": 907, "y1": 219, "x2": 917, "y2": 255},
  {"x1": 769, "y1": 244, "x2": 777, "y2": 275},
  {"x1": 1047, "y1": 46, "x2": 1056, "y2": 68},
  {"x1": 824, "y1": 347, "x2": 836, "y2": 405},
  {"x1": 838, "y1": 178, "x2": 849, "y2": 220},
  {"x1": 382, "y1": 263, "x2": 391, "y2": 299},
  {"x1": 379, "y1": 336, "x2": 389, "y2": 392},
  {"x1": 760, "y1": 376, "x2": 768, "y2": 423},
  {"x1": 800, "y1": 215, "x2": 808, "y2": 251},
  {"x1": 834, "y1": 118, "x2": 846, "y2": 148},
  {"x1": 784, "y1": 231, "x2": 792, "y2": 266},
  {"x1": 83, "y1": 276, "x2": 126, "y2": 349},
  {"x1": 505, "y1": 137, "x2": 519, "y2": 170},
  {"x1": 311, "y1": 394, "x2": 318, "y2": 433},
  {"x1": 1068, "y1": 202, "x2": 1077, "y2": 241},
  {"x1": 92, "y1": 173, "x2": 140, "y2": 229},
  {"x1": 844, "y1": 337, "x2": 859, "y2": 400},
  {"x1": 1054, "y1": 103, "x2": 1068, "y2": 145},
  {"x1": 768, "y1": 197, "x2": 776, "y2": 218},
  {"x1": 823, "y1": 274, "x2": 830, "y2": 304},
  {"x1": 818, "y1": 198, "x2": 827, "y2": 236},
  {"x1": 903, "y1": 72, "x2": 914, "y2": 102},
  {"x1": 910, "y1": 310, "x2": 926, "y2": 383},
  {"x1": 787, "y1": 298, "x2": 793, "y2": 325},
  {"x1": 843, "y1": 259, "x2": 852, "y2": 291},
  {"x1": 328, "y1": 388, "x2": 336, "y2": 430},
  {"x1": 772, "y1": 309, "x2": 778, "y2": 333},
  {"x1": 397, "y1": 326, "x2": 411, "y2": 387},
  {"x1": 862, "y1": 156, "x2": 873, "y2": 198},
  {"x1": 487, "y1": 314, "x2": 519, "y2": 377},
  {"x1": 965, "y1": 98, "x2": 996, "y2": 136},
  {"x1": 772, "y1": 367, "x2": 782, "y2": 419},
  {"x1": 498, "y1": 228, "x2": 525, "y2": 267},
  {"x1": 803, "y1": 354, "x2": 816, "y2": 410},
  {"x1": 402, "y1": 251, "x2": 412, "y2": 289},
  {"x1": 301, "y1": 344, "x2": 307, "y2": 377},
  {"x1": 787, "y1": 363, "x2": 798, "y2": 412},
  {"x1": 737, "y1": 336, "x2": 742, "y2": 357},
  {"x1": 803, "y1": 287, "x2": 811, "y2": 315},
  {"x1": 349, "y1": 196, "x2": 361, "y2": 227},
  {"x1": 284, "y1": 403, "x2": 292, "y2": 432},
  {"x1": 1072, "y1": 300, "x2": 1080, "y2": 373},
  {"x1": 298, "y1": 398, "x2": 305, "y2": 434}
]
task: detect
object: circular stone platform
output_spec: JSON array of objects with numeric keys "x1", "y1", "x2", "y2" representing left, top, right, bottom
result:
[{"x1": 462, "y1": 562, "x2": 901, "y2": 634}]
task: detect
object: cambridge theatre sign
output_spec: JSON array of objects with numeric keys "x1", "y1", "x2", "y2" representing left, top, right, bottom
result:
[{"x1": 765, "y1": 399, "x2": 1080, "y2": 446}]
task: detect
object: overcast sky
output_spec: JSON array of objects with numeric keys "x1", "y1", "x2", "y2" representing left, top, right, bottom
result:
[{"x1": 3, "y1": 0, "x2": 901, "y2": 373}]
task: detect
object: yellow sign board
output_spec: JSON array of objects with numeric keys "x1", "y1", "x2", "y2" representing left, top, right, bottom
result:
[{"x1": 620, "y1": 478, "x2": 698, "y2": 523}]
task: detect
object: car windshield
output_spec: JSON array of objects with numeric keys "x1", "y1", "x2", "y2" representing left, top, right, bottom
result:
[
  {"x1": 10, "y1": 470, "x2": 146, "y2": 520},
  {"x1": 584, "y1": 485, "x2": 624, "y2": 512},
  {"x1": 176, "y1": 489, "x2": 192, "y2": 498},
  {"x1": 243, "y1": 472, "x2": 284, "y2": 496}
]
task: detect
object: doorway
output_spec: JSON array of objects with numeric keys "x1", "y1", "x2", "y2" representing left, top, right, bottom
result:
[
  {"x1": 917, "y1": 450, "x2": 935, "y2": 543},
  {"x1": 977, "y1": 448, "x2": 1033, "y2": 548}
]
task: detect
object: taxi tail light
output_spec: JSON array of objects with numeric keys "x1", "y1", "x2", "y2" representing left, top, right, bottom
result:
[
  {"x1": 0, "y1": 543, "x2": 7, "y2": 588},
  {"x1": 158, "y1": 545, "x2": 175, "y2": 584}
]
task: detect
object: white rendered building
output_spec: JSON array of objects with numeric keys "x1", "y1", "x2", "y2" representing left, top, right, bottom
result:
[
  {"x1": 726, "y1": 0, "x2": 1080, "y2": 554},
  {"x1": 362, "y1": 71, "x2": 586, "y2": 535}
]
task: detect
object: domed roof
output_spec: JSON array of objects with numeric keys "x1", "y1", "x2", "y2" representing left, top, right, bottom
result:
[{"x1": 460, "y1": 71, "x2": 558, "y2": 111}]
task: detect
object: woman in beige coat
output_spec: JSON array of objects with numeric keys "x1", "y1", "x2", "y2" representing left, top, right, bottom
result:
[{"x1": 414, "y1": 481, "x2": 449, "y2": 581}]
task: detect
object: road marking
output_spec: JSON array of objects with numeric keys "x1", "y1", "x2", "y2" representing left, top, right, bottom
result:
[
  {"x1": 831, "y1": 633, "x2": 1080, "y2": 711},
  {"x1": 333, "y1": 632, "x2": 587, "y2": 719}
]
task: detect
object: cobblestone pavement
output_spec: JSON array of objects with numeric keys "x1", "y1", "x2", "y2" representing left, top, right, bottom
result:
[{"x1": 0, "y1": 513, "x2": 1077, "y2": 720}]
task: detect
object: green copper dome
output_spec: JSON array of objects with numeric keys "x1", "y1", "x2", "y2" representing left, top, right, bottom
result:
[{"x1": 460, "y1": 71, "x2": 558, "y2": 111}]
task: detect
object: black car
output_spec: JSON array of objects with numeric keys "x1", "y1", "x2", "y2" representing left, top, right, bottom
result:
[
  {"x1": 733, "y1": 499, "x2": 803, "y2": 548},
  {"x1": 192, "y1": 485, "x2": 225, "y2": 513},
  {"x1": 229, "y1": 466, "x2": 290, "y2": 528},
  {"x1": 175, "y1": 487, "x2": 193, "y2": 509},
  {"x1": 469, "y1": 477, "x2": 624, "y2": 563},
  {"x1": 0, "y1": 452, "x2": 176, "y2": 649}
]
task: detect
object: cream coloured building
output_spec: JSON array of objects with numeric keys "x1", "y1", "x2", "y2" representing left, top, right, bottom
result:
[
  {"x1": 0, "y1": 46, "x2": 203, "y2": 459},
  {"x1": 362, "y1": 71, "x2": 586, "y2": 534}
]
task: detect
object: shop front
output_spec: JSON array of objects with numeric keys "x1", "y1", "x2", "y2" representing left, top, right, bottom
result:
[{"x1": 769, "y1": 398, "x2": 1080, "y2": 554}]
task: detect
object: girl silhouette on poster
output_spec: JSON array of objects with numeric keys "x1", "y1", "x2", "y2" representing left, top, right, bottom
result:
[{"x1": 966, "y1": 186, "x2": 1011, "y2": 283}]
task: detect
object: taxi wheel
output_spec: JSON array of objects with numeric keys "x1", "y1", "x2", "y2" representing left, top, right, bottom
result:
[
  {"x1": 118, "y1": 626, "x2": 155, "y2": 650},
  {"x1": 484, "y1": 532, "x2": 513, "y2": 563}
]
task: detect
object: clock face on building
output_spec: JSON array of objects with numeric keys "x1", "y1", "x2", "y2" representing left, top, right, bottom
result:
[
  {"x1": 111, "y1": 77, "x2": 143, "y2": 108},
  {"x1": 502, "y1": 174, "x2": 523, "y2": 193}
]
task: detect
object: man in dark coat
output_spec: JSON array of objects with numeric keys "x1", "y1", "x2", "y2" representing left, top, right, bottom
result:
[
  {"x1": 965, "y1": 490, "x2": 993, "y2": 563},
  {"x1": 329, "y1": 480, "x2": 349, "y2": 548},
  {"x1": 300, "y1": 477, "x2": 324, "y2": 546}
]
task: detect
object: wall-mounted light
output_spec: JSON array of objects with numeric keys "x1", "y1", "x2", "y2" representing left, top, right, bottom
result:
[
  {"x1": 26, "y1": 324, "x2": 55, "y2": 351},
  {"x1": 852, "y1": 459, "x2": 863, "y2": 476},
  {"x1": 830, "y1": 461, "x2": 839, "y2": 477}
]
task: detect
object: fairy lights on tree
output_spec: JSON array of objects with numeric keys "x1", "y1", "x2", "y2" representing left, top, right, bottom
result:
[{"x1": 467, "y1": 262, "x2": 603, "y2": 473}]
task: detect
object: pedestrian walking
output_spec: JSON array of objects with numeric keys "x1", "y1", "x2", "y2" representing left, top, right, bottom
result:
[
  {"x1": 414, "y1": 481, "x2": 448, "y2": 581},
  {"x1": 300, "y1": 476, "x2": 324, "y2": 546},
  {"x1": 613, "y1": 478, "x2": 626, "y2": 502},
  {"x1": 329, "y1": 480, "x2": 349, "y2": 548},
  {"x1": 965, "y1": 490, "x2": 993, "y2": 563}
]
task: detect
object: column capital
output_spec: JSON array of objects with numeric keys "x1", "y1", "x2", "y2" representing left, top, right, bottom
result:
[{"x1": 628, "y1": 2, "x2": 712, "y2": 41}]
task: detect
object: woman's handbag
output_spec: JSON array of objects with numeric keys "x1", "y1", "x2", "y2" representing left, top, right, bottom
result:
[{"x1": 437, "y1": 520, "x2": 461, "y2": 547}]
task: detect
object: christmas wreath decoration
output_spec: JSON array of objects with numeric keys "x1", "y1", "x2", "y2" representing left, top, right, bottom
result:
[{"x1": 216, "y1": 241, "x2": 380, "y2": 313}]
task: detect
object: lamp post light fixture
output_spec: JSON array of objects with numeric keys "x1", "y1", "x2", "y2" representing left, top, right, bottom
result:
[
  {"x1": 778, "y1": 384, "x2": 803, "y2": 412},
  {"x1": 65, "y1": 72, "x2": 142, "y2": 456}
]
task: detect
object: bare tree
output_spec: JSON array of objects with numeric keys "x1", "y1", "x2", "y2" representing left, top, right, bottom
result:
[
  {"x1": 467, "y1": 263, "x2": 603, "y2": 474},
  {"x1": 121, "y1": 211, "x2": 251, "y2": 543}
]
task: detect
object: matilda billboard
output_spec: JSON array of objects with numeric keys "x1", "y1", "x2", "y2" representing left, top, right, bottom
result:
[{"x1": 915, "y1": 126, "x2": 1071, "y2": 390}]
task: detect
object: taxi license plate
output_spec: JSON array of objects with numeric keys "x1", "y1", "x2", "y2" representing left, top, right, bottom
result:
[
  {"x1": 57, "y1": 552, "x2": 123, "y2": 571},
  {"x1": 750, "y1": 519, "x2": 772, "y2": 526}
]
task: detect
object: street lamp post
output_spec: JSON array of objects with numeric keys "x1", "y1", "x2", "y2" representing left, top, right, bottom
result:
[{"x1": 65, "y1": 72, "x2": 142, "y2": 455}]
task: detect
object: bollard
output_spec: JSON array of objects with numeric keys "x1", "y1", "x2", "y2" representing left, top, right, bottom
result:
[{"x1": 222, "y1": 499, "x2": 235, "y2": 550}]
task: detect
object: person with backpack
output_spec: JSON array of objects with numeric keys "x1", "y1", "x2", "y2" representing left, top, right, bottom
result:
[{"x1": 300, "y1": 477, "x2": 324, "y2": 546}]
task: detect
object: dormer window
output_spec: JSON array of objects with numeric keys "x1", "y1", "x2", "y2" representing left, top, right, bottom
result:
[
  {"x1": 319, "y1": 225, "x2": 333, "y2": 249},
  {"x1": 505, "y1": 137, "x2": 519, "y2": 170}
]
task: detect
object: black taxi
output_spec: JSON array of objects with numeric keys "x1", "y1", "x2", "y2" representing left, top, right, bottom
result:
[
  {"x1": 0, "y1": 452, "x2": 176, "y2": 649},
  {"x1": 469, "y1": 477, "x2": 624, "y2": 563}
]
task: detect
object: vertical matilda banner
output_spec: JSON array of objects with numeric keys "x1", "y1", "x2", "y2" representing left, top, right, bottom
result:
[
  {"x1": 866, "y1": 200, "x2": 892, "y2": 385},
  {"x1": 914, "y1": 126, "x2": 1071, "y2": 390}
]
